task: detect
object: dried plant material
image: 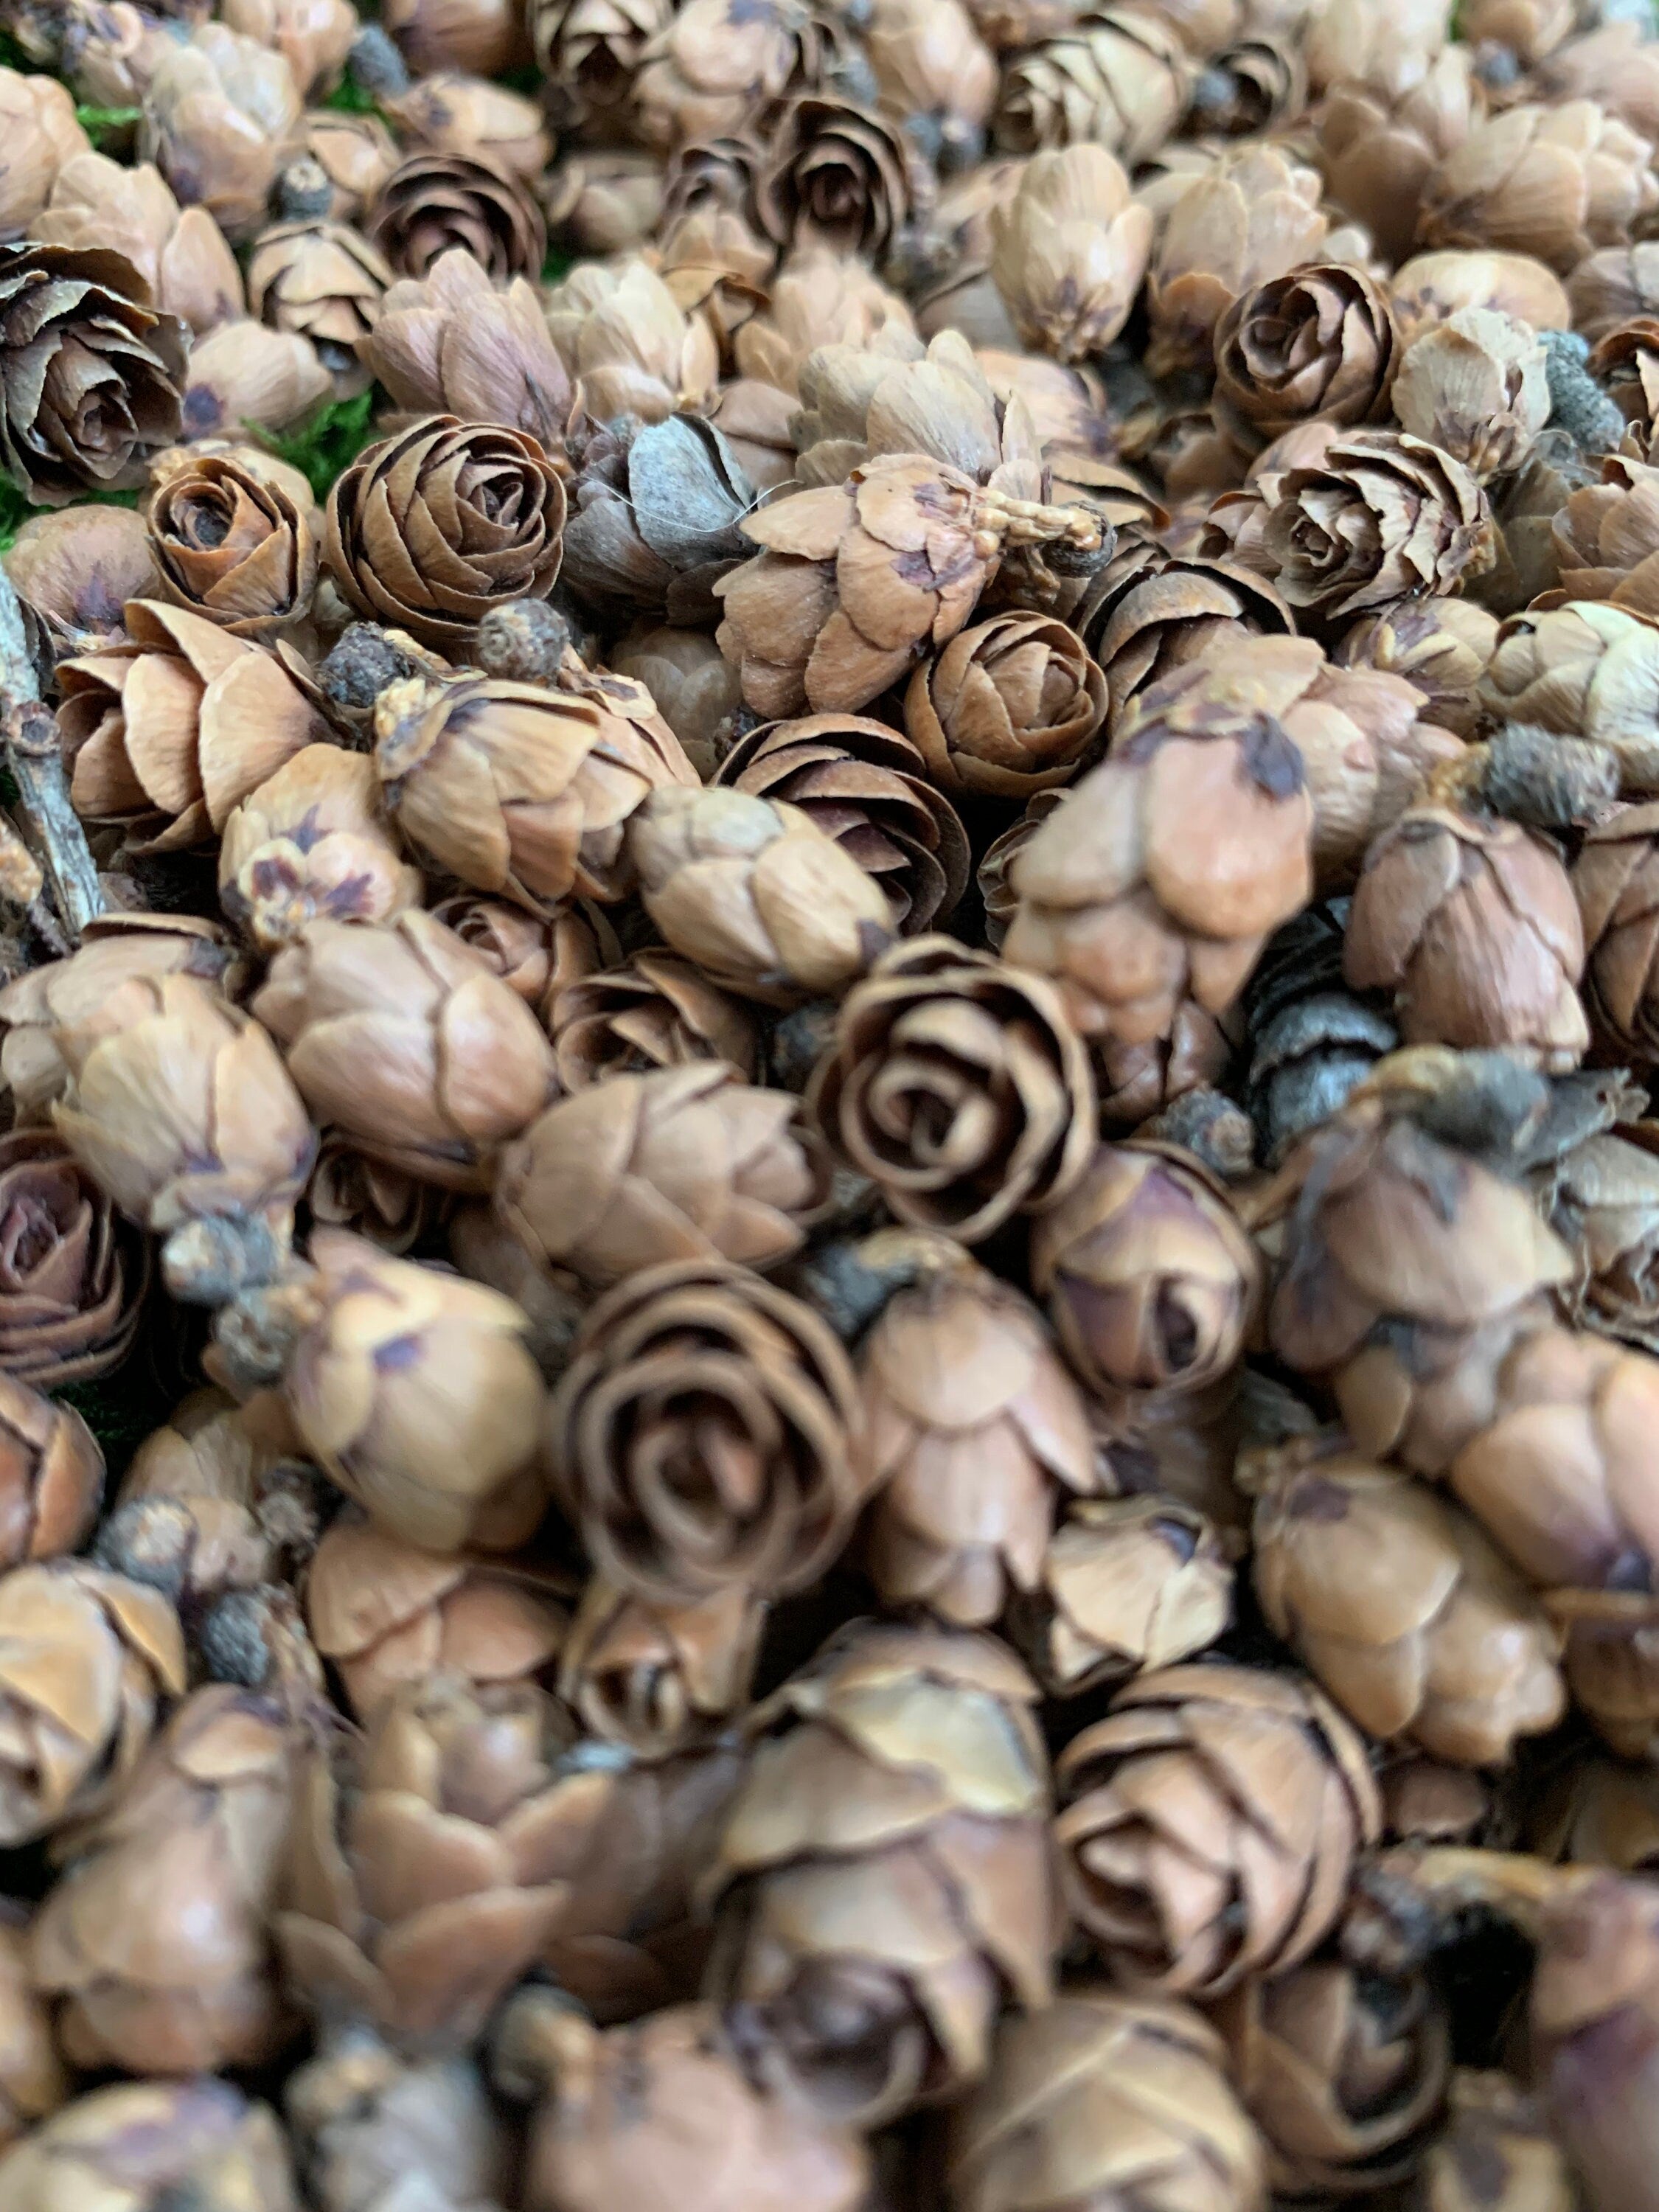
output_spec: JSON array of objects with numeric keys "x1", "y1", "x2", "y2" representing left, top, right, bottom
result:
[
  {"x1": 705, "y1": 1620, "x2": 1053, "y2": 2127},
  {"x1": 1214, "y1": 1961, "x2": 1450, "y2": 2199},
  {"x1": 1392, "y1": 309, "x2": 1551, "y2": 482},
  {"x1": 1392, "y1": 248, "x2": 1572, "y2": 349},
  {"x1": 220, "y1": 0, "x2": 357, "y2": 96},
  {"x1": 383, "y1": 0, "x2": 532, "y2": 74},
  {"x1": 324, "y1": 417, "x2": 566, "y2": 654},
  {"x1": 1252, "y1": 1441, "x2": 1565, "y2": 1764},
  {"x1": 559, "y1": 1577, "x2": 763, "y2": 1756},
  {"x1": 1538, "y1": 1125, "x2": 1659, "y2": 1352},
  {"x1": 607, "y1": 627, "x2": 741, "y2": 779},
  {"x1": 1213, "y1": 265, "x2": 1400, "y2": 458},
  {"x1": 994, "y1": 10, "x2": 1191, "y2": 161},
  {"x1": 1144, "y1": 144, "x2": 1326, "y2": 379},
  {"x1": 906, "y1": 611, "x2": 1105, "y2": 800},
  {"x1": 1534, "y1": 1753, "x2": 1659, "y2": 1874},
  {"x1": 218, "y1": 745, "x2": 421, "y2": 953},
  {"x1": 1418, "y1": 101, "x2": 1659, "y2": 274},
  {"x1": 58, "y1": 599, "x2": 330, "y2": 851},
  {"x1": 0, "y1": 242, "x2": 187, "y2": 507},
  {"x1": 549, "y1": 259, "x2": 720, "y2": 422},
  {"x1": 1335, "y1": 597, "x2": 1499, "y2": 739},
  {"x1": 947, "y1": 1989, "x2": 1265, "y2": 2212},
  {"x1": 524, "y1": 2003, "x2": 871, "y2": 2212},
  {"x1": 811, "y1": 936, "x2": 1093, "y2": 1242},
  {"x1": 1571, "y1": 242, "x2": 1659, "y2": 343},
  {"x1": 551, "y1": 1258, "x2": 863, "y2": 1603},
  {"x1": 388, "y1": 72, "x2": 551, "y2": 178},
  {"x1": 990, "y1": 146, "x2": 1152, "y2": 363},
  {"x1": 756, "y1": 97, "x2": 919, "y2": 265},
  {"x1": 1055, "y1": 1663, "x2": 1379, "y2": 1996},
  {"x1": 715, "y1": 453, "x2": 1103, "y2": 717},
  {"x1": 858, "y1": 1260, "x2": 1095, "y2": 1625},
  {"x1": 367, "y1": 150, "x2": 544, "y2": 282},
  {"x1": 1589, "y1": 317, "x2": 1659, "y2": 437},
  {"x1": 307, "y1": 1141, "x2": 444, "y2": 1258},
  {"x1": 1002, "y1": 660, "x2": 1312, "y2": 1054},
  {"x1": 430, "y1": 894, "x2": 613, "y2": 1010},
  {"x1": 178, "y1": 317, "x2": 333, "y2": 439},
  {"x1": 139, "y1": 22, "x2": 302, "y2": 242},
  {"x1": 549, "y1": 951, "x2": 758, "y2": 1091},
  {"x1": 715, "y1": 713, "x2": 967, "y2": 936},
  {"x1": 0, "y1": 69, "x2": 88, "y2": 238},
  {"x1": 32, "y1": 1684, "x2": 296, "y2": 2073},
  {"x1": 1031, "y1": 1140, "x2": 1261, "y2": 1407},
  {"x1": 5, "y1": 505, "x2": 160, "y2": 657},
  {"x1": 0, "y1": 1909, "x2": 65, "y2": 2152},
  {"x1": 302, "y1": 109, "x2": 400, "y2": 225},
  {"x1": 1422, "y1": 2071, "x2": 1576, "y2": 2212},
  {"x1": 50, "y1": 970, "x2": 316, "y2": 1303},
  {"x1": 0, "y1": 2079, "x2": 296, "y2": 2212},
  {"x1": 1073, "y1": 551, "x2": 1295, "y2": 734},
  {"x1": 148, "y1": 449, "x2": 319, "y2": 639},
  {"x1": 279, "y1": 1673, "x2": 571, "y2": 2046},
  {"x1": 561, "y1": 414, "x2": 752, "y2": 624},
  {"x1": 630, "y1": 0, "x2": 845, "y2": 153},
  {"x1": 628, "y1": 785, "x2": 894, "y2": 1007},
  {"x1": 1530, "y1": 1872, "x2": 1659, "y2": 2212},
  {"x1": 286, "y1": 2030, "x2": 515, "y2": 2212},
  {"x1": 1345, "y1": 806, "x2": 1587, "y2": 1069},
  {"x1": 262, "y1": 1227, "x2": 543, "y2": 1554},
  {"x1": 111, "y1": 1385, "x2": 306, "y2": 1604},
  {"x1": 37, "y1": 150, "x2": 243, "y2": 337},
  {"x1": 1316, "y1": 50, "x2": 1483, "y2": 269},
  {"x1": 500, "y1": 1062, "x2": 829, "y2": 1289},
  {"x1": 532, "y1": 0, "x2": 669, "y2": 130},
  {"x1": 1014, "y1": 1495, "x2": 1232, "y2": 1697},
  {"x1": 1550, "y1": 451, "x2": 1659, "y2": 614},
  {"x1": 0, "y1": 1130, "x2": 147, "y2": 1391},
  {"x1": 306, "y1": 1515, "x2": 566, "y2": 1720},
  {"x1": 374, "y1": 669, "x2": 694, "y2": 915},
  {"x1": 363, "y1": 248, "x2": 572, "y2": 452},
  {"x1": 246, "y1": 219, "x2": 392, "y2": 399}
]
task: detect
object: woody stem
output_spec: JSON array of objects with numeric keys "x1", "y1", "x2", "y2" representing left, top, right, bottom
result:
[{"x1": 0, "y1": 566, "x2": 105, "y2": 943}]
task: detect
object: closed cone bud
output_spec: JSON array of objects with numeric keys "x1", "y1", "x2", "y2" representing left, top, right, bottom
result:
[
  {"x1": 610, "y1": 625, "x2": 744, "y2": 778},
  {"x1": 1419, "y1": 101, "x2": 1659, "y2": 275},
  {"x1": 178, "y1": 318, "x2": 333, "y2": 441},
  {"x1": 1012, "y1": 1495, "x2": 1233, "y2": 1696},
  {"x1": 500, "y1": 1063, "x2": 829, "y2": 1290},
  {"x1": 1214, "y1": 265, "x2": 1401, "y2": 457},
  {"x1": 1315, "y1": 54, "x2": 1483, "y2": 270},
  {"x1": 30, "y1": 1684, "x2": 298, "y2": 2073},
  {"x1": 1031, "y1": 1141, "x2": 1262, "y2": 1406},
  {"x1": 1551, "y1": 451, "x2": 1659, "y2": 614},
  {"x1": 1145, "y1": 144, "x2": 1327, "y2": 378},
  {"x1": 1393, "y1": 310, "x2": 1552, "y2": 482},
  {"x1": 277, "y1": 1229, "x2": 548, "y2": 1554},
  {"x1": 0, "y1": 71, "x2": 88, "y2": 241},
  {"x1": 35, "y1": 149, "x2": 245, "y2": 335},
  {"x1": 374, "y1": 669, "x2": 696, "y2": 916},
  {"x1": 524, "y1": 2003, "x2": 871, "y2": 2212},
  {"x1": 1532, "y1": 1873, "x2": 1659, "y2": 2212},
  {"x1": 111, "y1": 1386, "x2": 307, "y2": 1605},
  {"x1": 1214, "y1": 1960, "x2": 1450, "y2": 2199},
  {"x1": 858, "y1": 1261, "x2": 1097, "y2": 1626},
  {"x1": 946, "y1": 1987, "x2": 1266, "y2": 2212},
  {"x1": 383, "y1": 0, "x2": 531, "y2": 75},
  {"x1": 251, "y1": 911, "x2": 557, "y2": 1192},
  {"x1": 219, "y1": 746, "x2": 421, "y2": 953},
  {"x1": 558, "y1": 1576, "x2": 764, "y2": 1758},
  {"x1": 704, "y1": 1619, "x2": 1054, "y2": 2128},
  {"x1": 139, "y1": 24, "x2": 303, "y2": 243},
  {"x1": 277, "y1": 1673, "x2": 577, "y2": 2049},
  {"x1": 994, "y1": 10, "x2": 1192, "y2": 163},
  {"x1": 990, "y1": 146, "x2": 1152, "y2": 364},
  {"x1": 305, "y1": 1513, "x2": 568, "y2": 1721},
  {"x1": 286, "y1": 2028, "x2": 513, "y2": 2212},
  {"x1": 549, "y1": 1258, "x2": 865, "y2": 1603},
  {"x1": 1346, "y1": 807, "x2": 1587, "y2": 1070},
  {"x1": 1055, "y1": 1664, "x2": 1380, "y2": 1996},
  {"x1": 547, "y1": 259, "x2": 719, "y2": 424},
  {"x1": 1534, "y1": 1127, "x2": 1659, "y2": 1350},
  {"x1": 1251, "y1": 1439, "x2": 1565, "y2": 1764},
  {"x1": 810, "y1": 937, "x2": 1095, "y2": 1242},
  {"x1": 362, "y1": 248, "x2": 572, "y2": 453},
  {"x1": 628, "y1": 785, "x2": 894, "y2": 1006},
  {"x1": 1479, "y1": 600, "x2": 1659, "y2": 762},
  {"x1": 222, "y1": 0, "x2": 357, "y2": 95},
  {"x1": 6, "y1": 504, "x2": 159, "y2": 658},
  {"x1": 1422, "y1": 2071, "x2": 1576, "y2": 2212},
  {"x1": 549, "y1": 950, "x2": 758, "y2": 1090},
  {"x1": 1335, "y1": 597, "x2": 1500, "y2": 740},
  {"x1": 905, "y1": 611, "x2": 1107, "y2": 800},
  {"x1": 245, "y1": 218, "x2": 390, "y2": 402},
  {"x1": 0, "y1": 2079, "x2": 296, "y2": 2212}
]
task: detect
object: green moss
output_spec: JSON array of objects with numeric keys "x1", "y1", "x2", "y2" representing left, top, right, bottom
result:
[
  {"x1": 73, "y1": 102, "x2": 142, "y2": 146},
  {"x1": 248, "y1": 387, "x2": 378, "y2": 504}
]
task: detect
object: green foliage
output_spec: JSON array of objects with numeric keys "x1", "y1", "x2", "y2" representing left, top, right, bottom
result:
[
  {"x1": 0, "y1": 28, "x2": 36, "y2": 71},
  {"x1": 322, "y1": 73, "x2": 380, "y2": 114},
  {"x1": 74, "y1": 102, "x2": 142, "y2": 147},
  {"x1": 250, "y1": 387, "x2": 378, "y2": 504},
  {"x1": 543, "y1": 246, "x2": 573, "y2": 286}
]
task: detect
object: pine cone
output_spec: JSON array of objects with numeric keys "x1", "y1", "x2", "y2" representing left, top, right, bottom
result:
[
  {"x1": 433, "y1": 893, "x2": 617, "y2": 1008},
  {"x1": 218, "y1": 745, "x2": 421, "y2": 953},
  {"x1": 139, "y1": 22, "x2": 302, "y2": 241},
  {"x1": 546, "y1": 259, "x2": 720, "y2": 422},
  {"x1": 858, "y1": 1260, "x2": 1096, "y2": 1624},
  {"x1": 549, "y1": 1258, "x2": 864, "y2": 1603},
  {"x1": 1531, "y1": 1874, "x2": 1659, "y2": 2212},
  {"x1": 58, "y1": 599, "x2": 330, "y2": 850},
  {"x1": 1213, "y1": 265, "x2": 1401, "y2": 457},
  {"x1": 1029, "y1": 1140, "x2": 1262, "y2": 1406},
  {"x1": 532, "y1": 0, "x2": 669, "y2": 128},
  {"x1": 560, "y1": 414, "x2": 753, "y2": 624},
  {"x1": 221, "y1": 0, "x2": 358, "y2": 96},
  {"x1": 1418, "y1": 100, "x2": 1659, "y2": 274},
  {"x1": 386, "y1": 72, "x2": 549, "y2": 178},
  {"x1": 108, "y1": 1385, "x2": 311, "y2": 1605},
  {"x1": 286, "y1": 2028, "x2": 513, "y2": 2212},
  {"x1": 1335, "y1": 597, "x2": 1500, "y2": 740},
  {"x1": 1537, "y1": 1127, "x2": 1659, "y2": 1350},
  {"x1": 0, "y1": 1131, "x2": 148, "y2": 1391},
  {"x1": 1012, "y1": 1495, "x2": 1233, "y2": 1697},
  {"x1": 1393, "y1": 310, "x2": 1552, "y2": 483},
  {"x1": 1214, "y1": 1961, "x2": 1450, "y2": 2199},
  {"x1": 35, "y1": 146, "x2": 245, "y2": 335},
  {"x1": 713, "y1": 453, "x2": 1105, "y2": 717},
  {"x1": 324, "y1": 417, "x2": 566, "y2": 653},
  {"x1": 147, "y1": 448, "x2": 318, "y2": 639},
  {"x1": 0, "y1": 2079, "x2": 296, "y2": 2212},
  {"x1": 0, "y1": 72, "x2": 87, "y2": 241},
  {"x1": 31, "y1": 1684, "x2": 296, "y2": 2072},
  {"x1": 307, "y1": 1142, "x2": 445, "y2": 1258},
  {"x1": 810, "y1": 936, "x2": 1095, "y2": 1242},
  {"x1": 558, "y1": 1576, "x2": 764, "y2": 1757},
  {"x1": 1145, "y1": 144, "x2": 1327, "y2": 378},
  {"x1": 755, "y1": 97, "x2": 919, "y2": 265},
  {"x1": 1316, "y1": 52, "x2": 1482, "y2": 269},
  {"x1": 383, "y1": 0, "x2": 532, "y2": 75},
  {"x1": 274, "y1": 1228, "x2": 547, "y2": 1554},
  {"x1": 945, "y1": 1988, "x2": 1266, "y2": 2212},
  {"x1": 630, "y1": 0, "x2": 848, "y2": 153},
  {"x1": 1072, "y1": 552, "x2": 1295, "y2": 735},
  {"x1": 498, "y1": 1062, "x2": 830, "y2": 1288},
  {"x1": 251, "y1": 911, "x2": 557, "y2": 1192},
  {"x1": 1054, "y1": 1664, "x2": 1380, "y2": 1996},
  {"x1": 361, "y1": 248, "x2": 572, "y2": 453},
  {"x1": 277, "y1": 1674, "x2": 573, "y2": 2047},
  {"x1": 549, "y1": 951, "x2": 758, "y2": 1090},
  {"x1": 5, "y1": 502, "x2": 159, "y2": 656},
  {"x1": 993, "y1": 10, "x2": 1191, "y2": 160},
  {"x1": 704, "y1": 1619, "x2": 1053, "y2": 2127},
  {"x1": 305, "y1": 1513, "x2": 568, "y2": 1720},
  {"x1": 1422, "y1": 2071, "x2": 1576, "y2": 2212},
  {"x1": 524, "y1": 2003, "x2": 870, "y2": 2212},
  {"x1": 1001, "y1": 659, "x2": 1313, "y2": 1057},
  {"x1": 1251, "y1": 1441, "x2": 1565, "y2": 1764},
  {"x1": 627, "y1": 785, "x2": 894, "y2": 1007},
  {"x1": 0, "y1": 1907, "x2": 64, "y2": 2151},
  {"x1": 1589, "y1": 316, "x2": 1659, "y2": 437},
  {"x1": 178, "y1": 317, "x2": 333, "y2": 442},
  {"x1": 1479, "y1": 599, "x2": 1659, "y2": 761},
  {"x1": 905, "y1": 611, "x2": 1106, "y2": 800},
  {"x1": 302, "y1": 108, "x2": 400, "y2": 223},
  {"x1": 366, "y1": 150, "x2": 545, "y2": 280}
]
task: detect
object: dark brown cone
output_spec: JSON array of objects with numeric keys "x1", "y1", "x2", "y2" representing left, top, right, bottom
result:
[
  {"x1": 1073, "y1": 553, "x2": 1295, "y2": 737},
  {"x1": 0, "y1": 1127, "x2": 148, "y2": 1388},
  {"x1": 1213, "y1": 265, "x2": 1401, "y2": 458},
  {"x1": 905, "y1": 612, "x2": 1107, "y2": 800},
  {"x1": 755, "y1": 96, "x2": 921, "y2": 264},
  {"x1": 1011, "y1": 1495, "x2": 1233, "y2": 1697},
  {"x1": 366, "y1": 150, "x2": 545, "y2": 281}
]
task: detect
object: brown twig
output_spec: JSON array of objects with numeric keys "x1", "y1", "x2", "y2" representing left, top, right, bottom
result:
[{"x1": 0, "y1": 564, "x2": 105, "y2": 943}]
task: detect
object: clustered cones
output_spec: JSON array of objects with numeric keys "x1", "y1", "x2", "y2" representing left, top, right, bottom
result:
[{"x1": 0, "y1": 4, "x2": 1658, "y2": 2211}]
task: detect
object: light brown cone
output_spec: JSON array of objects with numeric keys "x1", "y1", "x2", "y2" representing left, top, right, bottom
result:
[
  {"x1": 0, "y1": 2079, "x2": 296, "y2": 2212},
  {"x1": 139, "y1": 24, "x2": 303, "y2": 243},
  {"x1": 1054, "y1": 1663, "x2": 1380, "y2": 1997},
  {"x1": 0, "y1": 1908, "x2": 65, "y2": 2151},
  {"x1": 1418, "y1": 100, "x2": 1659, "y2": 275},
  {"x1": 990, "y1": 146, "x2": 1153, "y2": 363},
  {"x1": 361, "y1": 246, "x2": 573, "y2": 451},
  {"x1": 1392, "y1": 310, "x2": 1551, "y2": 482},
  {"x1": 219, "y1": 745, "x2": 421, "y2": 953},
  {"x1": 557, "y1": 1576, "x2": 765, "y2": 1758},
  {"x1": 993, "y1": 11, "x2": 1192, "y2": 164},
  {"x1": 1422, "y1": 2070, "x2": 1577, "y2": 2212},
  {"x1": 548, "y1": 950, "x2": 758, "y2": 1091},
  {"x1": 1335, "y1": 597, "x2": 1500, "y2": 740},
  {"x1": 905, "y1": 611, "x2": 1106, "y2": 801},
  {"x1": 246, "y1": 219, "x2": 391, "y2": 400},
  {"x1": 1012, "y1": 1495, "x2": 1233, "y2": 1697},
  {"x1": 703, "y1": 1619, "x2": 1054, "y2": 2128},
  {"x1": 366, "y1": 150, "x2": 545, "y2": 283},
  {"x1": 1145, "y1": 144, "x2": 1327, "y2": 379},
  {"x1": 285, "y1": 2028, "x2": 514, "y2": 2212},
  {"x1": 1535, "y1": 1127, "x2": 1659, "y2": 1352},
  {"x1": 112, "y1": 1386, "x2": 307, "y2": 1605}
]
